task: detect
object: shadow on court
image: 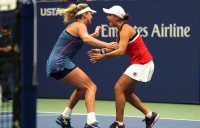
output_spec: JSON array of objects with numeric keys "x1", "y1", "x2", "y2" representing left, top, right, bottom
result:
[{"x1": 37, "y1": 113, "x2": 200, "y2": 128}]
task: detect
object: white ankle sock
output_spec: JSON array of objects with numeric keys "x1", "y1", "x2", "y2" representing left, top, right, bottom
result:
[
  {"x1": 116, "y1": 121, "x2": 124, "y2": 126},
  {"x1": 87, "y1": 112, "x2": 97, "y2": 125},
  {"x1": 62, "y1": 107, "x2": 72, "y2": 118},
  {"x1": 145, "y1": 111, "x2": 152, "y2": 118}
]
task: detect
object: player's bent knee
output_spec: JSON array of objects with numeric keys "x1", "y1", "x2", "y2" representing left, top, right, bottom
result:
[
  {"x1": 87, "y1": 84, "x2": 97, "y2": 92},
  {"x1": 114, "y1": 84, "x2": 123, "y2": 94}
]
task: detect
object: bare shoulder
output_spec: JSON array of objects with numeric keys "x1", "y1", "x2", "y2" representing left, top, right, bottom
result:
[
  {"x1": 76, "y1": 21, "x2": 86, "y2": 28},
  {"x1": 67, "y1": 21, "x2": 85, "y2": 29},
  {"x1": 66, "y1": 21, "x2": 87, "y2": 35},
  {"x1": 121, "y1": 24, "x2": 135, "y2": 36},
  {"x1": 122, "y1": 24, "x2": 133, "y2": 31}
]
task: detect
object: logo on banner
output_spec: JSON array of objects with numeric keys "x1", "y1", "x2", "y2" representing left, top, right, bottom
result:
[
  {"x1": 151, "y1": 24, "x2": 190, "y2": 38},
  {"x1": 39, "y1": 8, "x2": 191, "y2": 38},
  {"x1": 100, "y1": 23, "x2": 191, "y2": 38},
  {"x1": 40, "y1": 8, "x2": 61, "y2": 16}
]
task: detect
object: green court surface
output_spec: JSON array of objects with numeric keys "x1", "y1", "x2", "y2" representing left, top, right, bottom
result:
[{"x1": 37, "y1": 99, "x2": 200, "y2": 121}]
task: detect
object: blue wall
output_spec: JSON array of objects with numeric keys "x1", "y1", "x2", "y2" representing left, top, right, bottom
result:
[{"x1": 35, "y1": 1, "x2": 200, "y2": 103}]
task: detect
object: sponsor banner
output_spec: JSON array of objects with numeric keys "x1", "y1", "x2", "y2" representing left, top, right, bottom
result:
[{"x1": 36, "y1": 1, "x2": 200, "y2": 103}]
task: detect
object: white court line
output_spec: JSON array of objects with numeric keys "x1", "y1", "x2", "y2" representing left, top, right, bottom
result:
[{"x1": 36, "y1": 112, "x2": 200, "y2": 122}]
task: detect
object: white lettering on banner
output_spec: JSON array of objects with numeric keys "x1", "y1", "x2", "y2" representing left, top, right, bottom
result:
[
  {"x1": 133, "y1": 25, "x2": 148, "y2": 37},
  {"x1": 151, "y1": 24, "x2": 191, "y2": 38},
  {"x1": 100, "y1": 24, "x2": 191, "y2": 38},
  {"x1": 101, "y1": 24, "x2": 148, "y2": 38},
  {"x1": 40, "y1": 8, "x2": 61, "y2": 16},
  {"x1": 39, "y1": 10, "x2": 192, "y2": 38},
  {"x1": 101, "y1": 24, "x2": 117, "y2": 38}
]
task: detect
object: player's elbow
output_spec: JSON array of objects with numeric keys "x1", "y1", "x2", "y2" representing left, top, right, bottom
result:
[
  {"x1": 117, "y1": 49, "x2": 125, "y2": 56},
  {"x1": 82, "y1": 35, "x2": 91, "y2": 43}
]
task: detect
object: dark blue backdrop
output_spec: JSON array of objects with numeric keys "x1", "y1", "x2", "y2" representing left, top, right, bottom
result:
[{"x1": 36, "y1": 1, "x2": 200, "y2": 103}]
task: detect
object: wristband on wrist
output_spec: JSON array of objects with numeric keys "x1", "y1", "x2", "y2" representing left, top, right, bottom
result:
[{"x1": 100, "y1": 48, "x2": 106, "y2": 54}]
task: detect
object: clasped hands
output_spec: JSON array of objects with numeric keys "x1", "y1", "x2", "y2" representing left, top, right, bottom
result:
[{"x1": 87, "y1": 42, "x2": 118, "y2": 63}]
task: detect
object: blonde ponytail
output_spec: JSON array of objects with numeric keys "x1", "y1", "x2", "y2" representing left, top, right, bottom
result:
[
  {"x1": 57, "y1": 3, "x2": 89, "y2": 23},
  {"x1": 57, "y1": 4, "x2": 77, "y2": 23}
]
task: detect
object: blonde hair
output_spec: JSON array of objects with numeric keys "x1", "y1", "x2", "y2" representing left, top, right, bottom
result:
[{"x1": 57, "y1": 3, "x2": 89, "y2": 23}]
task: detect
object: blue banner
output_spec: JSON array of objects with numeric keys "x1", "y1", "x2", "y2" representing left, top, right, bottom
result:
[{"x1": 36, "y1": 1, "x2": 200, "y2": 103}]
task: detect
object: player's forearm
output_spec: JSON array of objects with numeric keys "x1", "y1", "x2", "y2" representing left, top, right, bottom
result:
[
  {"x1": 104, "y1": 48, "x2": 114, "y2": 53},
  {"x1": 83, "y1": 35, "x2": 107, "y2": 48},
  {"x1": 103, "y1": 48, "x2": 125, "y2": 58}
]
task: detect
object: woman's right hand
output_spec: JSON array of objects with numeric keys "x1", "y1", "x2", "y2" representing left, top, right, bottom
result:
[
  {"x1": 105, "y1": 42, "x2": 118, "y2": 50},
  {"x1": 87, "y1": 49, "x2": 100, "y2": 56}
]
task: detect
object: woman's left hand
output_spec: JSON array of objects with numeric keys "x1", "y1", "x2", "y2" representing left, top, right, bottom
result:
[
  {"x1": 93, "y1": 26, "x2": 101, "y2": 37},
  {"x1": 88, "y1": 49, "x2": 104, "y2": 63}
]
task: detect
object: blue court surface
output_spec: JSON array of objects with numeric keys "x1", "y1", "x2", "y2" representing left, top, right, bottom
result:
[
  {"x1": 1, "y1": 112, "x2": 200, "y2": 128},
  {"x1": 37, "y1": 112, "x2": 200, "y2": 128}
]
